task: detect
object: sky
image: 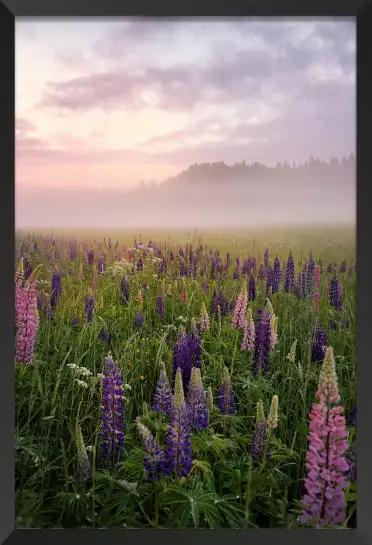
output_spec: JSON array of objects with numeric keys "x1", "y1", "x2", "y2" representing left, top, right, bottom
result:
[{"x1": 15, "y1": 18, "x2": 356, "y2": 228}]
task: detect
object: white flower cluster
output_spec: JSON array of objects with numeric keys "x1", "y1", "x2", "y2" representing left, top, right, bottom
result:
[
  {"x1": 75, "y1": 379, "x2": 88, "y2": 389},
  {"x1": 66, "y1": 363, "x2": 93, "y2": 377}
]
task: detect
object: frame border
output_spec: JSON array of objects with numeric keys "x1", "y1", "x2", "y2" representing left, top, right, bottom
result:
[{"x1": 2, "y1": 2, "x2": 372, "y2": 545}]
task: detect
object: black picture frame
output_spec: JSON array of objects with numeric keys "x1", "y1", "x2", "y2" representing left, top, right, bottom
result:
[{"x1": 1, "y1": 1, "x2": 371, "y2": 544}]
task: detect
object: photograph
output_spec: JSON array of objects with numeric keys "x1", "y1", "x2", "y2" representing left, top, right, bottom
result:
[{"x1": 15, "y1": 17, "x2": 356, "y2": 529}]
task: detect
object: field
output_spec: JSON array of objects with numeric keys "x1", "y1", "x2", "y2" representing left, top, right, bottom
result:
[{"x1": 15, "y1": 227, "x2": 356, "y2": 529}]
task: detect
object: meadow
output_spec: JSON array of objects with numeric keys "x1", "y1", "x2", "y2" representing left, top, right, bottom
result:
[{"x1": 14, "y1": 227, "x2": 356, "y2": 529}]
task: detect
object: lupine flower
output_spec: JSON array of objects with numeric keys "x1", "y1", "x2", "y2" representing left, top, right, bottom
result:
[
  {"x1": 173, "y1": 327, "x2": 192, "y2": 394},
  {"x1": 86, "y1": 249, "x2": 95, "y2": 266},
  {"x1": 258, "y1": 264, "x2": 265, "y2": 280},
  {"x1": 217, "y1": 366, "x2": 236, "y2": 415},
  {"x1": 201, "y1": 279, "x2": 208, "y2": 294},
  {"x1": 135, "y1": 310, "x2": 144, "y2": 328},
  {"x1": 164, "y1": 368, "x2": 192, "y2": 477},
  {"x1": 301, "y1": 265, "x2": 307, "y2": 298},
  {"x1": 268, "y1": 395, "x2": 279, "y2": 430},
  {"x1": 210, "y1": 289, "x2": 229, "y2": 317},
  {"x1": 188, "y1": 318, "x2": 201, "y2": 368},
  {"x1": 15, "y1": 270, "x2": 40, "y2": 365},
  {"x1": 248, "y1": 275, "x2": 256, "y2": 301},
  {"x1": 330, "y1": 276, "x2": 342, "y2": 310},
  {"x1": 50, "y1": 265, "x2": 62, "y2": 310},
  {"x1": 284, "y1": 251, "x2": 295, "y2": 293},
  {"x1": 266, "y1": 266, "x2": 274, "y2": 296},
  {"x1": 272, "y1": 257, "x2": 282, "y2": 293},
  {"x1": 327, "y1": 263, "x2": 333, "y2": 273},
  {"x1": 241, "y1": 308, "x2": 255, "y2": 351},
  {"x1": 307, "y1": 257, "x2": 315, "y2": 296},
  {"x1": 251, "y1": 399, "x2": 270, "y2": 465},
  {"x1": 24, "y1": 257, "x2": 32, "y2": 280},
  {"x1": 200, "y1": 302, "x2": 210, "y2": 331},
  {"x1": 137, "y1": 258, "x2": 144, "y2": 271},
  {"x1": 187, "y1": 367, "x2": 209, "y2": 431},
  {"x1": 75, "y1": 424, "x2": 92, "y2": 485},
  {"x1": 152, "y1": 361, "x2": 173, "y2": 415},
  {"x1": 120, "y1": 276, "x2": 130, "y2": 306},
  {"x1": 232, "y1": 284, "x2": 248, "y2": 329},
  {"x1": 347, "y1": 405, "x2": 356, "y2": 427},
  {"x1": 311, "y1": 328, "x2": 328, "y2": 362},
  {"x1": 206, "y1": 386, "x2": 214, "y2": 412},
  {"x1": 253, "y1": 308, "x2": 271, "y2": 376},
  {"x1": 84, "y1": 289, "x2": 94, "y2": 324},
  {"x1": 100, "y1": 353, "x2": 126, "y2": 468},
  {"x1": 15, "y1": 258, "x2": 25, "y2": 328},
  {"x1": 99, "y1": 327, "x2": 111, "y2": 343},
  {"x1": 287, "y1": 339, "x2": 298, "y2": 363},
  {"x1": 136, "y1": 417, "x2": 164, "y2": 481},
  {"x1": 156, "y1": 295, "x2": 165, "y2": 318},
  {"x1": 345, "y1": 446, "x2": 356, "y2": 483},
  {"x1": 299, "y1": 347, "x2": 349, "y2": 528},
  {"x1": 264, "y1": 248, "x2": 269, "y2": 270},
  {"x1": 264, "y1": 299, "x2": 278, "y2": 350}
]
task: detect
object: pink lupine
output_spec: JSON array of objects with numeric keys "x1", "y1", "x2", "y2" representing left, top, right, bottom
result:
[
  {"x1": 232, "y1": 285, "x2": 248, "y2": 329},
  {"x1": 199, "y1": 302, "x2": 210, "y2": 331},
  {"x1": 15, "y1": 258, "x2": 25, "y2": 328},
  {"x1": 241, "y1": 309, "x2": 255, "y2": 351},
  {"x1": 15, "y1": 273, "x2": 40, "y2": 365},
  {"x1": 299, "y1": 347, "x2": 349, "y2": 528},
  {"x1": 313, "y1": 289, "x2": 320, "y2": 313},
  {"x1": 314, "y1": 266, "x2": 321, "y2": 288}
]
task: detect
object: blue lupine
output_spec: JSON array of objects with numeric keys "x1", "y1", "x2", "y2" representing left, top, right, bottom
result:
[
  {"x1": 136, "y1": 417, "x2": 164, "y2": 481},
  {"x1": 311, "y1": 327, "x2": 328, "y2": 362},
  {"x1": 100, "y1": 354, "x2": 125, "y2": 468},
  {"x1": 188, "y1": 318, "x2": 201, "y2": 369},
  {"x1": 253, "y1": 309, "x2": 271, "y2": 376},
  {"x1": 99, "y1": 326, "x2": 111, "y2": 343},
  {"x1": 248, "y1": 275, "x2": 256, "y2": 301},
  {"x1": 284, "y1": 251, "x2": 295, "y2": 293},
  {"x1": 120, "y1": 276, "x2": 130, "y2": 305},
  {"x1": 307, "y1": 257, "x2": 315, "y2": 296},
  {"x1": 272, "y1": 257, "x2": 282, "y2": 294},
  {"x1": 347, "y1": 405, "x2": 356, "y2": 427},
  {"x1": 330, "y1": 276, "x2": 342, "y2": 309}
]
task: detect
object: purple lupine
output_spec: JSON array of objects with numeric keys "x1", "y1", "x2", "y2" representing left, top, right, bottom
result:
[
  {"x1": 98, "y1": 255, "x2": 106, "y2": 273},
  {"x1": 69, "y1": 244, "x2": 77, "y2": 261},
  {"x1": 188, "y1": 318, "x2": 202, "y2": 368},
  {"x1": 347, "y1": 405, "x2": 356, "y2": 427},
  {"x1": 299, "y1": 347, "x2": 349, "y2": 528},
  {"x1": 164, "y1": 368, "x2": 192, "y2": 477},
  {"x1": 187, "y1": 367, "x2": 209, "y2": 431},
  {"x1": 210, "y1": 289, "x2": 229, "y2": 317},
  {"x1": 84, "y1": 290, "x2": 94, "y2": 324},
  {"x1": 340, "y1": 261, "x2": 347, "y2": 273},
  {"x1": 251, "y1": 400, "x2": 270, "y2": 465},
  {"x1": 135, "y1": 310, "x2": 144, "y2": 328},
  {"x1": 100, "y1": 354, "x2": 126, "y2": 469},
  {"x1": 217, "y1": 366, "x2": 236, "y2": 415},
  {"x1": 272, "y1": 257, "x2": 282, "y2": 294},
  {"x1": 345, "y1": 446, "x2": 356, "y2": 483},
  {"x1": 327, "y1": 263, "x2": 333, "y2": 274},
  {"x1": 76, "y1": 424, "x2": 92, "y2": 485},
  {"x1": 50, "y1": 265, "x2": 62, "y2": 310},
  {"x1": 137, "y1": 258, "x2": 144, "y2": 271},
  {"x1": 311, "y1": 328, "x2": 328, "y2": 362},
  {"x1": 87, "y1": 249, "x2": 95, "y2": 266},
  {"x1": 248, "y1": 275, "x2": 256, "y2": 301},
  {"x1": 258, "y1": 264, "x2": 265, "y2": 281},
  {"x1": 156, "y1": 295, "x2": 165, "y2": 319},
  {"x1": 253, "y1": 309, "x2": 272, "y2": 376},
  {"x1": 201, "y1": 279, "x2": 208, "y2": 294},
  {"x1": 307, "y1": 257, "x2": 315, "y2": 296},
  {"x1": 330, "y1": 276, "x2": 342, "y2": 310},
  {"x1": 15, "y1": 273, "x2": 39, "y2": 365},
  {"x1": 120, "y1": 276, "x2": 130, "y2": 305},
  {"x1": 72, "y1": 315, "x2": 79, "y2": 326},
  {"x1": 136, "y1": 418, "x2": 164, "y2": 481},
  {"x1": 158, "y1": 259, "x2": 167, "y2": 275},
  {"x1": 15, "y1": 259, "x2": 25, "y2": 328},
  {"x1": 173, "y1": 327, "x2": 192, "y2": 394},
  {"x1": 24, "y1": 257, "x2": 32, "y2": 280},
  {"x1": 266, "y1": 266, "x2": 274, "y2": 296},
  {"x1": 301, "y1": 265, "x2": 307, "y2": 298},
  {"x1": 233, "y1": 257, "x2": 241, "y2": 280},
  {"x1": 264, "y1": 248, "x2": 269, "y2": 270},
  {"x1": 152, "y1": 361, "x2": 173, "y2": 415},
  {"x1": 284, "y1": 251, "x2": 295, "y2": 293},
  {"x1": 99, "y1": 327, "x2": 111, "y2": 343}
]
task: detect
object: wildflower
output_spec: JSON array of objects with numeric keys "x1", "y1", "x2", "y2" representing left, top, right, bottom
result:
[
  {"x1": 287, "y1": 339, "x2": 298, "y2": 363},
  {"x1": 15, "y1": 258, "x2": 24, "y2": 328},
  {"x1": 299, "y1": 347, "x2": 349, "y2": 528},
  {"x1": 99, "y1": 327, "x2": 111, "y2": 343},
  {"x1": 180, "y1": 290, "x2": 188, "y2": 303},
  {"x1": 284, "y1": 251, "x2": 295, "y2": 293},
  {"x1": 156, "y1": 295, "x2": 165, "y2": 319},
  {"x1": 217, "y1": 366, "x2": 236, "y2": 415},
  {"x1": 140, "y1": 375, "x2": 145, "y2": 381},
  {"x1": 188, "y1": 318, "x2": 201, "y2": 368},
  {"x1": 206, "y1": 386, "x2": 214, "y2": 412},
  {"x1": 241, "y1": 308, "x2": 255, "y2": 351},
  {"x1": 135, "y1": 310, "x2": 144, "y2": 328},
  {"x1": 199, "y1": 302, "x2": 210, "y2": 331},
  {"x1": 251, "y1": 399, "x2": 270, "y2": 465},
  {"x1": 248, "y1": 275, "x2": 256, "y2": 301},
  {"x1": 330, "y1": 276, "x2": 342, "y2": 310},
  {"x1": 311, "y1": 328, "x2": 328, "y2": 362},
  {"x1": 232, "y1": 284, "x2": 248, "y2": 329},
  {"x1": 164, "y1": 368, "x2": 192, "y2": 477},
  {"x1": 72, "y1": 315, "x2": 79, "y2": 326},
  {"x1": 187, "y1": 367, "x2": 209, "y2": 431},
  {"x1": 136, "y1": 417, "x2": 164, "y2": 480},
  {"x1": 272, "y1": 257, "x2": 282, "y2": 293},
  {"x1": 253, "y1": 308, "x2": 271, "y2": 376},
  {"x1": 50, "y1": 265, "x2": 62, "y2": 310},
  {"x1": 201, "y1": 279, "x2": 208, "y2": 294},
  {"x1": 75, "y1": 379, "x2": 88, "y2": 388},
  {"x1": 100, "y1": 353, "x2": 126, "y2": 469},
  {"x1": 84, "y1": 289, "x2": 94, "y2": 324},
  {"x1": 347, "y1": 405, "x2": 356, "y2": 427},
  {"x1": 264, "y1": 248, "x2": 269, "y2": 270},
  {"x1": 15, "y1": 270, "x2": 40, "y2": 365},
  {"x1": 314, "y1": 266, "x2": 321, "y2": 289},
  {"x1": 152, "y1": 361, "x2": 173, "y2": 415},
  {"x1": 75, "y1": 424, "x2": 92, "y2": 485},
  {"x1": 313, "y1": 289, "x2": 320, "y2": 313},
  {"x1": 173, "y1": 327, "x2": 192, "y2": 394},
  {"x1": 307, "y1": 256, "x2": 315, "y2": 296},
  {"x1": 258, "y1": 264, "x2": 265, "y2": 281},
  {"x1": 267, "y1": 395, "x2": 279, "y2": 430}
]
